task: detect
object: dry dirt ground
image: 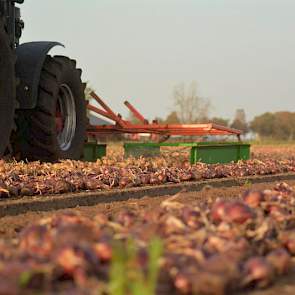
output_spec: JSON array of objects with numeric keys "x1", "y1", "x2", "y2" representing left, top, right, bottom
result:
[
  {"x1": 1, "y1": 180, "x2": 295, "y2": 294},
  {"x1": 1, "y1": 180, "x2": 292, "y2": 240}
]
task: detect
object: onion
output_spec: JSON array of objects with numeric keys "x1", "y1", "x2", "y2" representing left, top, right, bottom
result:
[
  {"x1": 93, "y1": 242, "x2": 112, "y2": 262},
  {"x1": 224, "y1": 202, "x2": 254, "y2": 224},
  {"x1": 174, "y1": 273, "x2": 192, "y2": 294},
  {"x1": 19, "y1": 225, "x2": 53, "y2": 258},
  {"x1": 266, "y1": 248, "x2": 291, "y2": 275},
  {"x1": 243, "y1": 190, "x2": 264, "y2": 208},
  {"x1": 211, "y1": 200, "x2": 228, "y2": 223},
  {"x1": 243, "y1": 257, "x2": 275, "y2": 288}
]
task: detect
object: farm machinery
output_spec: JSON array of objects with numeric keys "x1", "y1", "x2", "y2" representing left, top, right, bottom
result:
[
  {"x1": 87, "y1": 91, "x2": 241, "y2": 139},
  {"x1": 0, "y1": 0, "x2": 242, "y2": 163},
  {"x1": 0, "y1": 0, "x2": 87, "y2": 162}
]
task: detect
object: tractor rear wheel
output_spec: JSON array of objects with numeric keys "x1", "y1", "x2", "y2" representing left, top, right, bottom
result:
[
  {"x1": 0, "y1": 18, "x2": 16, "y2": 156},
  {"x1": 17, "y1": 55, "x2": 87, "y2": 162}
]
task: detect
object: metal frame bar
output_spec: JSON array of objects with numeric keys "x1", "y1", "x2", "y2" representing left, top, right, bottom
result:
[
  {"x1": 124, "y1": 101, "x2": 148, "y2": 124},
  {"x1": 87, "y1": 92, "x2": 242, "y2": 139},
  {"x1": 89, "y1": 91, "x2": 127, "y2": 127},
  {"x1": 87, "y1": 103, "x2": 116, "y2": 122}
]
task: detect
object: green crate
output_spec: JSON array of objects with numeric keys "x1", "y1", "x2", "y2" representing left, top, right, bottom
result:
[
  {"x1": 124, "y1": 142, "x2": 194, "y2": 159},
  {"x1": 190, "y1": 143, "x2": 250, "y2": 164},
  {"x1": 83, "y1": 143, "x2": 106, "y2": 162},
  {"x1": 124, "y1": 142, "x2": 250, "y2": 164}
]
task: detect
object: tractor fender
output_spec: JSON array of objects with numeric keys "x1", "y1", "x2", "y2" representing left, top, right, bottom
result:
[{"x1": 16, "y1": 41, "x2": 64, "y2": 109}]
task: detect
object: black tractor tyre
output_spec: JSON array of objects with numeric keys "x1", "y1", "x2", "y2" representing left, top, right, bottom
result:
[
  {"x1": 16, "y1": 55, "x2": 87, "y2": 162},
  {"x1": 0, "y1": 18, "x2": 16, "y2": 156}
]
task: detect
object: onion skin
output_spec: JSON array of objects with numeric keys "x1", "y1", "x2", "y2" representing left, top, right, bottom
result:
[
  {"x1": 93, "y1": 242, "x2": 112, "y2": 262},
  {"x1": 55, "y1": 247, "x2": 85, "y2": 275},
  {"x1": 243, "y1": 257, "x2": 275, "y2": 288},
  {"x1": 279, "y1": 232, "x2": 295, "y2": 255},
  {"x1": 266, "y1": 248, "x2": 291, "y2": 275},
  {"x1": 19, "y1": 225, "x2": 53, "y2": 258},
  {"x1": 268, "y1": 205, "x2": 288, "y2": 222},
  {"x1": 211, "y1": 201, "x2": 228, "y2": 223},
  {"x1": 243, "y1": 190, "x2": 264, "y2": 208},
  {"x1": 1, "y1": 175, "x2": 295, "y2": 293},
  {"x1": 224, "y1": 202, "x2": 254, "y2": 224},
  {"x1": 286, "y1": 240, "x2": 295, "y2": 255},
  {"x1": 174, "y1": 273, "x2": 192, "y2": 294},
  {"x1": 211, "y1": 200, "x2": 254, "y2": 225}
]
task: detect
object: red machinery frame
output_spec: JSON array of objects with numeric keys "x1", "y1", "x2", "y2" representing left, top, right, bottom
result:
[{"x1": 87, "y1": 92, "x2": 241, "y2": 140}]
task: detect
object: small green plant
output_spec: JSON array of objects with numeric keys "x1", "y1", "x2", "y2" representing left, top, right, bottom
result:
[
  {"x1": 243, "y1": 179, "x2": 252, "y2": 188},
  {"x1": 109, "y1": 238, "x2": 163, "y2": 295},
  {"x1": 19, "y1": 271, "x2": 34, "y2": 288}
]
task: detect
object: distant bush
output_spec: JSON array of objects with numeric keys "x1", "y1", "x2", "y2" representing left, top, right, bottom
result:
[{"x1": 251, "y1": 111, "x2": 295, "y2": 140}]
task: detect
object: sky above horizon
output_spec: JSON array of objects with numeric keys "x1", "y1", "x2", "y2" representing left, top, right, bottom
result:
[{"x1": 21, "y1": 0, "x2": 295, "y2": 122}]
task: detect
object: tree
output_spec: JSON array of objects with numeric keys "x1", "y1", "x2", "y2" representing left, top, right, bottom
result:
[
  {"x1": 250, "y1": 111, "x2": 295, "y2": 140},
  {"x1": 231, "y1": 109, "x2": 249, "y2": 133},
  {"x1": 251, "y1": 112, "x2": 275, "y2": 138},
  {"x1": 153, "y1": 117, "x2": 164, "y2": 124},
  {"x1": 165, "y1": 111, "x2": 180, "y2": 124},
  {"x1": 173, "y1": 81, "x2": 211, "y2": 124},
  {"x1": 210, "y1": 117, "x2": 229, "y2": 127},
  {"x1": 273, "y1": 112, "x2": 295, "y2": 140}
]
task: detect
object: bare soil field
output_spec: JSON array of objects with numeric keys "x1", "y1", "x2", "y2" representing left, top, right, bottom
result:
[{"x1": 251, "y1": 144, "x2": 295, "y2": 160}]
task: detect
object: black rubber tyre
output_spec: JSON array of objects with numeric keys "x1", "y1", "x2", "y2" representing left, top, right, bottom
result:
[
  {"x1": 0, "y1": 17, "x2": 16, "y2": 156},
  {"x1": 17, "y1": 55, "x2": 87, "y2": 162}
]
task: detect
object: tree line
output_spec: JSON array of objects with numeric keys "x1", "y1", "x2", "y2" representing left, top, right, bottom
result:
[
  {"x1": 150, "y1": 82, "x2": 294, "y2": 141},
  {"x1": 150, "y1": 82, "x2": 250, "y2": 135}
]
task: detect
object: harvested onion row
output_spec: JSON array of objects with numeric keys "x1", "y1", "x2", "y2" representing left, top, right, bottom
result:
[
  {"x1": 0, "y1": 182, "x2": 295, "y2": 293},
  {"x1": 0, "y1": 156, "x2": 295, "y2": 198}
]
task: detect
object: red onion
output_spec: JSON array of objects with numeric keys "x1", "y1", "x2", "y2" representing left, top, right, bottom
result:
[
  {"x1": 243, "y1": 257, "x2": 274, "y2": 288},
  {"x1": 266, "y1": 248, "x2": 291, "y2": 275},
  {"x1": 224, "y1": 202, "x2": 254, "y2": 224},
  {"x1": 243, "y1": 190, "x2": 264, "y2": 208}
]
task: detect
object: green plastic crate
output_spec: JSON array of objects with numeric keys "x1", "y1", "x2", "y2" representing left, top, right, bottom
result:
[
  {"x1": 124, "y1": 142, "x2": 250, "y2": 164},
  {"x1": 190, "y1": 142, "x2": 250, "y2": 164},
  {"x1": 124, "y1": 142, "x2": 200, "y2": 157},
  {"x1": 83, "y1": 143, "x2": 106, "y2": 162}
]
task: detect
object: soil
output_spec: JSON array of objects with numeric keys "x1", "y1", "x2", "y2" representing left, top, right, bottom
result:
[{"x1": 1, "y1": 179, "x2": 294, "y2": 240}]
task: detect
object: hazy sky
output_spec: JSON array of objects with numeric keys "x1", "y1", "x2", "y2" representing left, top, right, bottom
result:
[{"x1": 21, "y1": 0, "x2": 295, "y2": 121}]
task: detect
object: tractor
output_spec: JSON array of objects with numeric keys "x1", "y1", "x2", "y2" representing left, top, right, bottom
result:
[{"x1": 0, "y1": 0, "x2": 87, "y2": 162}]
